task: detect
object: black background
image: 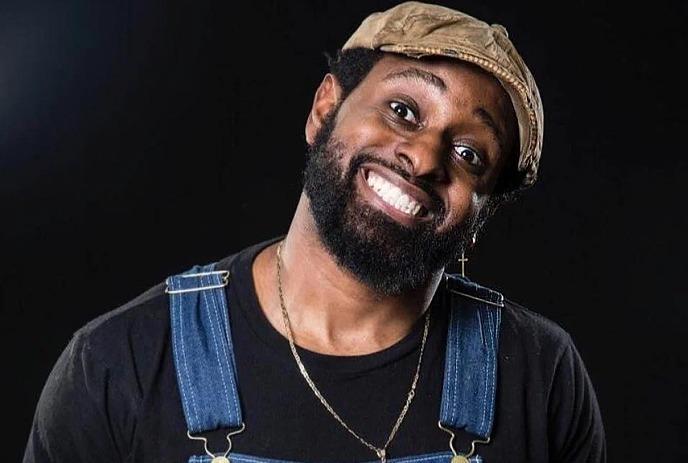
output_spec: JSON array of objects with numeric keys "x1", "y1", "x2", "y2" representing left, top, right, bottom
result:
[{"x1": 2, "y1": 0, "x2": 686, "y2": 461}]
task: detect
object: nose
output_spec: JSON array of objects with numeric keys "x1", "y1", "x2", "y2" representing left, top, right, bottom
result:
[{"x1": 395, "y1": 130, "x2": 449, "y2": 183}]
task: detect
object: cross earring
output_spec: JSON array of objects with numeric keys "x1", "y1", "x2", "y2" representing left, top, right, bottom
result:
[
  {"x1": 459, "y1": 233, "x2": 478, "y2": 277},
  {"x1": 458, "y1": 253, "x2": 468, "y2": 277}
]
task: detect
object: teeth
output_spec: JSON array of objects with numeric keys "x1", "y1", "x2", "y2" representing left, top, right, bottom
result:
[
  {"x1": 384, "y1": 188, "x2": 396, "y2": 203},
  {"x1": 366, "y1": 171, "x2": 422, "y2": 217}
]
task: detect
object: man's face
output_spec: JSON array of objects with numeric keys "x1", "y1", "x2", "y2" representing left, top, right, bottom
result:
[{"x1": 303, "y1": 54, "x2": 517, "y2": 295}]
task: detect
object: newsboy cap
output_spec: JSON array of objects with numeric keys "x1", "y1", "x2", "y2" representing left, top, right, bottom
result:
[{"x1": 343, "y1": 1, "x2": 544, "y2": 188}]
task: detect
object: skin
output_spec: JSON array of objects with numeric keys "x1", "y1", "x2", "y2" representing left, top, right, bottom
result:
[{"x1": 252, "y1": 54, "x2": 517, "y2": 356}]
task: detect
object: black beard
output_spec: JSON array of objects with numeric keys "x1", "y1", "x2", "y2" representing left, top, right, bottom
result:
[{"x1": 302, "y1": 111, "x2": 479, "y2": 295}]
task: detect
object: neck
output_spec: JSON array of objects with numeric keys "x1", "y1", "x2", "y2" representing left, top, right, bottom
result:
[{"x1": 252, "y1": 193, "x2": 443, "y2": 356}]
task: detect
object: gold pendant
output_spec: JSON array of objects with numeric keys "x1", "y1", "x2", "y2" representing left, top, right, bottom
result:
[
  {"x1": 451, "y1": 456, "x2": 469, "y2": 463},
  {"x1": 211, "y1": 457, "x2": 230, "y2": 463}
]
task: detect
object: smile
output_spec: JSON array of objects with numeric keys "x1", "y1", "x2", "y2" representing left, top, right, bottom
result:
[
  {"x1": 357, "y1": 165, "x2": 433, "y2": 226},
  {"x1": 366, "y1": 171, "x2": 425, "y2": 216}
]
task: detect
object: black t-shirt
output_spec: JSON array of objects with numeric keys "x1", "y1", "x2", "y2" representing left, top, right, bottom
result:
[{"x1": 23, "y1": 237, "x2": 606, "y2": 463}]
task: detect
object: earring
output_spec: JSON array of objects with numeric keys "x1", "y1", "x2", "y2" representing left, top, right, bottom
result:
[
  {"x1": 458, "y1": 233, "x2": 478, "y2": 277},
  {"x1": 458, "y1": 252, "x2": 468, "y2": 277}
]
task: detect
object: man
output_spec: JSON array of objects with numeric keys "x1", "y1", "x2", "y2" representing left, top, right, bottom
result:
[{"x1": 24, "y1": 2, "x2": 606, "y2": 463}]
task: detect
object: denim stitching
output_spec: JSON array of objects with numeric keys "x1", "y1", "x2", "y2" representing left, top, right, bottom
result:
[
  {"x1": 487, "y1": 307, "x2": 501, "y2": 434},
  {"x1": 208, "y1": 272, "x2": 242, "y2": 423},
  {"x1": 226, "y1": 451, "x2": 454, "y2": 463},
  {"x1": 173, "y1": 287, "x2": 200, "y2": 431},
  {"x1": 205, "y1": 271, "x2": 236, "y2": 419},
  {"x1": 489, "y1": 308, "x2": 496, "y2": 434},
  {"x1": 200, "y1": 273, "x2": 234, "y2": 426},
  {"x1": 444, "y1": 301, "x2": 454, "y2": 420},
  {"x1": 455, "y1": 308, "x2": 460, "y2": 420},
  {"x1": 441, "y1": 299, "x2": 454, "y2": 421},
  {"x1": 478, "y1": 307, "x2": 488, "y2": 435},
  {"x1": 181, "y1": 289, "x2": 202, "y2": 430},
  {"x1": 391, "y1": 454, "x2": 454, "y2": 463},
  {"x1": 478, "y1": 307, "x2": 490, "y2": 435},
  {"x1": 476, "y1": 308, "x2": 485, "y2": 346},
  {"x1": 452, "y1": 301, "x2": 460, "y2": 423},
  {"x1": 217, "y1": 272, "x2": 243, "y2": 423},
  {"x1": 480, "y1": 306, "x2": 489, "y2": 435},
  {"x1": 387, "y1": 454, "x2": 452, "y2": 463},
  {"x1": 171, "y1": 289, "x2": 190, "y2": 428},
  {"x1": 485, "y1": 308, "x2": 495, "y2": 436},
  {"x1": 483, "y1": 307, "x2": 497, "y2": 437}
]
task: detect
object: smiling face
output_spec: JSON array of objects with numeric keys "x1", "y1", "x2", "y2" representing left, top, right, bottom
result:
[{"x1": 303, "y1": 52, "x2": 518, "y2": 294}]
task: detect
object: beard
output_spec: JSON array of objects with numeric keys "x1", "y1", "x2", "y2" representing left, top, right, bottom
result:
[{"x1": 302, "y1": 110, "x2": 481, "y2": 295}]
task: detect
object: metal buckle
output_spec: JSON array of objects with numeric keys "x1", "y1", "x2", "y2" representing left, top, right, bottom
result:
[
  {"x1": 446, "y1": 288, "x2": 505, "y2": 308},
  {"x1": 443, "y1": 273, "x2": 505, "y2": 308},
  {"x1": 438, "y1": 421, "x2": 490, "y2": 462},
  {"x1": 165, "y1": 270, "x2": 230, "y2": 294},
  {"x1": 186, "y1": 423, "x2": 246, "y2": 462}
]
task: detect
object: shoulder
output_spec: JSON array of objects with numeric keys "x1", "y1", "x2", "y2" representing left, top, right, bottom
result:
[
  {"x1": 495, "y1": 296, "x2": 580, "y2": 382},
  {"x1": 53, "y1": 278, "x2": 175, "y2": 410},
  {"x1": 494, "y1": 302, "x2": 607, "y2": 461},
  {"x1": 72, "y1": 235, "x2": 276, "y2": 361},
  {"x1": 27, "y1": 280, "x2": 175, "y2": 461},
  {"x1": 444, "y1": 273, "x2": 572, "y2": 359},
  {"x1": 500, "y1": 297, "x2": 573, "y2": 355},
  {"x1": 469, "y1": 288, "x2": 607, "y2": 460},
  {"x1": 70, "y1": 245, "x2": 247, "y2": 368},
  {"x1": 74, "y1": 280, "x2": 169, "y2": 359}
]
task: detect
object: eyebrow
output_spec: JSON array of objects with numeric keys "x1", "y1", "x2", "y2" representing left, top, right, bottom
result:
[
  {"x1": 473, "y1": 107, "x2": 506, "y2": 151},
  {"x1": 382, "y1": 67, "x2": 447, "y2": 92}
]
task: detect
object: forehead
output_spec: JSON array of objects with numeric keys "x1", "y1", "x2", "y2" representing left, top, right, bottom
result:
[{"x1": 357, "y1": 53, "x2": 513, "y2": 113}]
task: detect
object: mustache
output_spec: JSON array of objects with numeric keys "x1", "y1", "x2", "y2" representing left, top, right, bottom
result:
[{"x1": 347, "y1": 152, "x2": 445, "y2": 216}]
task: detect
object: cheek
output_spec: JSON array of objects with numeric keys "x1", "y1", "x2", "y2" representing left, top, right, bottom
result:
[
  {"x1": 333, "y1": 107, "x2": 395, "y2": 152},
  {"x1": 441, "y1": 188, "x2": 483, "y2": 230}
]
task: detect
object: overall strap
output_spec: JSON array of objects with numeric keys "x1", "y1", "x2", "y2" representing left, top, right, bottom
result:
[
  {"x1": 167, "y1": 263, "x2": 244, "y2": 434},
  {"x1": 439, "y1": 273, "x2": 503, "y2": 440}
]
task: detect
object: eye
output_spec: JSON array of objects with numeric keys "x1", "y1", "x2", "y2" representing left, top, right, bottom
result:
[
  {"x1": 389, "y1": 101, "x2": 419, "y2": 125},
  {"x1": 454, "y1": 145, "x2": 484, "y2": 168}
]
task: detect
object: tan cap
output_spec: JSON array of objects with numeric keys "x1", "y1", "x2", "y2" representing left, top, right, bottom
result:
[{"x1": 343, "y1": 1, "x2": 544, "y2": 188}]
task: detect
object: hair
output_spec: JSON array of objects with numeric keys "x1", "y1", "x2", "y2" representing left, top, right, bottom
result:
[{"x1": 325, "y1": 47, "x2": 527, "y2": 230}]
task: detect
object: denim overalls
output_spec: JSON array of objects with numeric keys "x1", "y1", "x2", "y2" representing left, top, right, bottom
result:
[{"x1": 166, "y1": 262, "x2": 504, "y2": 463}]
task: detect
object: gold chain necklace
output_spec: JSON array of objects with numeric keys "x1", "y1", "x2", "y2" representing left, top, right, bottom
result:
[{"x1": 275, "y1": 240, "x2": 431, "y2": 463}]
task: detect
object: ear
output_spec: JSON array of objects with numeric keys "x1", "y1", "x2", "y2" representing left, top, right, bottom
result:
[{"x1": 305, "y1": 73, "x2": 342, "y2": 146}]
